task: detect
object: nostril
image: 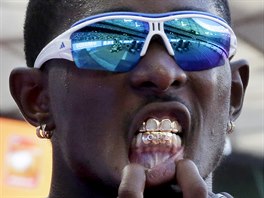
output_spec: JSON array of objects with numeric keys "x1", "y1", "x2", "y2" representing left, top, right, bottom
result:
[
  {"x1": 140, "y1": 81, "x2": 157, "y2": 88},
  {"x1": 171, "y1": 80, "x2": 182, "y2": 88},
  {"x1": 130, "y1": 71, "x2": 187, "y2": 91}
]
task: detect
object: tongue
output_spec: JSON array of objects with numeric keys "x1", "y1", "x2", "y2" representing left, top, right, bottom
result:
[{"x1": 129, "y1": 132, "x2": 182, "y2": 169}]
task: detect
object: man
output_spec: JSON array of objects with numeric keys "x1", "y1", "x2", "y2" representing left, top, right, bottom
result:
[{"x1": 9, "y1": 0, "x2": 249, "y2": 197}]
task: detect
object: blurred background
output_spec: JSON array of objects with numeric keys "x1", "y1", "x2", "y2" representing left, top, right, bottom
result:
[{"x1": 0, "y1": 0, "x2": 263, "y2": 197}]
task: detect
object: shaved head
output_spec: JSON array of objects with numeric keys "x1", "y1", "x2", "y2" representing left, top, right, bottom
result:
[{"x1": 24, "y1": 0, "x2": 230, "y2": 67}]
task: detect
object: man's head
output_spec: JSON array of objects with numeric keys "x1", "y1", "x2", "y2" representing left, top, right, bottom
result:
[
  {"x1": 24, "y1": 0, "x2": 231, "y2": 68},
  {"x1": 10, "y1": 0, "x2": 248, "y2": 197}
]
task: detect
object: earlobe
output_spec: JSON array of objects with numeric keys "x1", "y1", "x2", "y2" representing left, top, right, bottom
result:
[
  {"x1": 229, "y1": 59, "x2": 249, "y2": 121},
  {"x1": 9, "y1": 68, "x2": 54, "y2": 130}
]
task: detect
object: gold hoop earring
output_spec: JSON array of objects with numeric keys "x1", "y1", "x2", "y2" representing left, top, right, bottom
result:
[
  {"x1": 227, "y1": 121, "x2": 235, "y2": 134},
  {"x1": 36, "y1": 124, "x2": 53, "y2": 139}
]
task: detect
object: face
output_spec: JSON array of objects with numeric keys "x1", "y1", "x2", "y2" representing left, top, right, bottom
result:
[{"x1": 46, "y1": 0, "x2": 231, "y2": 191}]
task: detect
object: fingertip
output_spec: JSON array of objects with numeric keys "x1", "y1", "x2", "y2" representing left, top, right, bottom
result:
[
  {"x1": 118, "y1": 164, "x2": 146, "y2": 198},
  {"x1": 176, "y1": 159, "x2": 208, "y2": 198}
]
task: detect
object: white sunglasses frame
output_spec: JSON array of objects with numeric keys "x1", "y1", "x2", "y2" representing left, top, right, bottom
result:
[{"x1": 34, "y1": 11, "x2": 237, "y2": 69}]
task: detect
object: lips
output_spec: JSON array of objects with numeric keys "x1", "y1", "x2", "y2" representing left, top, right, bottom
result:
[{"x1": 128, "y1": 102, "x2": 191, "y2": 170}]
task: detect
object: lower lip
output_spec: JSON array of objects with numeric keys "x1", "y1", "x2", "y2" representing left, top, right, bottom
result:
[
  {"x1": 129, "y1": 145, "x2": 184, "y2": 187},
  {"x1": 129, "y1": 144, "x2": 183, "y2": 168}
]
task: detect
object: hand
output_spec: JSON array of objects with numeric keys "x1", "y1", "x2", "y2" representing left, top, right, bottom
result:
[{"x1": 118, "y1": 159, "x2": 208, "y2": 198}]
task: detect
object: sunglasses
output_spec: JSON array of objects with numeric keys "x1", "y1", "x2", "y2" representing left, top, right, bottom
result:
[{"x1": 34, "y1": 11, "x2": 237, "y2": 72}]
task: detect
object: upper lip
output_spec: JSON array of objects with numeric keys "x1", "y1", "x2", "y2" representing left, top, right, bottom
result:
[{"x1": 128, "y1": 101, "x2": 191, "y2": 141}]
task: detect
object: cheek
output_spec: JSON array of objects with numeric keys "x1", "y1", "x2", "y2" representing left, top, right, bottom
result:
[
  {"x1": 190, "y1": 66, "x2": 232, "y2": 121},
  {"x1": 47, "y1": 67, "x2": 132, "y2": 184},
  {"x1": 49, "y1": 70, "x2": 127, "y2": 149},
  {"x1": 187, "y1": 66, "x2": 232, "y2": 177},
  {"x1": 49, "y1": 69, "x2": 121, "y2": 126}
]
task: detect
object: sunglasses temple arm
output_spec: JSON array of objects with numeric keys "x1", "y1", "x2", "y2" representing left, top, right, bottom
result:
[
  {"x1": 34, "y1": 39, "x2": 73, "y2": 68},
  {"x1": 229, "y1": 33, "x2": 237, "y2": 58}
]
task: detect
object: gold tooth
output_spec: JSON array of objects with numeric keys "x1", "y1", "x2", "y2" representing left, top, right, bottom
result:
[
  {"x1": 141, "y1": 132, "x2": 173, "y2": 145},
  {"x1": 175, "y1": 121, "x2": 182, "y2": 133},
  {"x1": 172, "y1": 121, "x2": 182, "y2": 133},
  {"x1": 142, "y1": 132, "x2": 151, "y2": 144},
  {"x1": 145, "y1": 118, "x2": 159, "y2": 132},
  {"x1": 159, "y1": 132, "x2": 166, "y2": 144},
  {"x1": 152, "y1": 137, "x2": 159, "y2": 144},
  {"x1": 139, "y1": 122, "x2": 146, "y2": 132},
  {"x1": 164, "y1": 132, "x2": 172, "y2": 145},
  {"x1": 171, "y1": 121, "x2": 179, "y2": 133},
  {"x1": 159, "y1": 119, "x2": 172, "y2": 132},
  {"x1": 139, "y1": 119, "x2": 182, "y2": 133}
]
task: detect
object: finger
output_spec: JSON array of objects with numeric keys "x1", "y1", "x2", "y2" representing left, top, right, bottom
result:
[
  {"x1": 176, "y1": 159, "x2": 208, "y2": 198},
  {"x1": 145, "y1": 160, "x2": 176, "y2": 187},
  {"x1": 118, "y1": 164, "x2": 146, "y2": 198}
]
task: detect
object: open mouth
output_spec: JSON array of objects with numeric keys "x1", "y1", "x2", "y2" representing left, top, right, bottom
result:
[
  {"x1": 130, "y1": 118, "x2": 183, "y2": 169},
  {"x1": 128, "y1": 102, "x2": 190, "y2": 170}
]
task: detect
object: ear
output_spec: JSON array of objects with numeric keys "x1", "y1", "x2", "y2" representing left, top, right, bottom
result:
[
  {"x1": 229, "y1": 59, "x2": 249, "y2": 121},
  {"x1": 9, "y1": 68, "x2": 55, "y2": 130}
]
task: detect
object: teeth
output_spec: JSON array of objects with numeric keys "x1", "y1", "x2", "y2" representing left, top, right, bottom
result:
[
  {"x1": 140, "y1": 132, "x2": 180, "y2": 146},
  {"x1": 145, "y1": 118, "x2": 159, "y2": 132},
  {"x1": 172, "y1": 133, "x2": 177, "y2": 145},
  {"x1": 177, "y1": 135, "x2": 182, "y2": 145},
  {"x1": 139, "y1": 122, "x2": 146, "y2": 132},
  {"x1": 131, "y1": 118, "x2": 183, "y2": 168},
  {"x1": 142, "y1": 132, "x2": 151, "y2": 144},
  {"x1": 171, "y1": 134, "x2": 181, "y2": 153},
  {"x1": 160, "y1": 119, "x2": 172, "y2": 132},
  {"x1": 142, "y1": 132, "x2": 171, "y2": 145},
  {"x1": 131, "y1": 132, "x2": 182, "y2": 169},
  {"x1": 136, "y1": 133, "x2": 143, "y2": 147},
  {"x1": 139, "y1": 118, "x2": 182, "y2": 133},
  {"x1": 172, "y1": 121, "x2": 182, "y2": 133}
]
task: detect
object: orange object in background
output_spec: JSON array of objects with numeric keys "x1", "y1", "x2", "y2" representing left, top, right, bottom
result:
[{"x1": 0, "y1": 118, "x2": 52, "y2": 198}]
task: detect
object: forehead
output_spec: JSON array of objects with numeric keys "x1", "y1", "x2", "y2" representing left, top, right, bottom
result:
[{"x1": 71, "y1": 0, "x2": 223, "y2": 21}]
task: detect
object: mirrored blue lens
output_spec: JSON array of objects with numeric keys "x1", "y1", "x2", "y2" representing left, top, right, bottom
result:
[
  {"x1": 71, "y1": 17, "x2": 231, "y2": 72},
  {"x1": 164, "y1": 17, "x2": 230, "y2": 71},
  {"x1": 71, "y1": 19, "x2": 149, "y2": 72}
]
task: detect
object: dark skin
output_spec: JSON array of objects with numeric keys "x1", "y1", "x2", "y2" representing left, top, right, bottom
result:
[{"x1": 9, "y1": 0, "x2": 249, "y2": 197}]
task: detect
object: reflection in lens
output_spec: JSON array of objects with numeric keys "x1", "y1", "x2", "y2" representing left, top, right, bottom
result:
[
  {"x1": 164, "y1": 17, "x2": 230, "y2": 70},
  {"x1": 71, "y1": 19, "x2": 149, "y2": 72}
]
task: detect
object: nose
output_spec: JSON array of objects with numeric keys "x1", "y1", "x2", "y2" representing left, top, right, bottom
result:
[{"x1": 129, "y1": 41, "x2": 187, "y2": 93}]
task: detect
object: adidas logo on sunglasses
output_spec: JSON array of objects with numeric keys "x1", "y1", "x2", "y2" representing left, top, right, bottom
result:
[{"x1": 60, "y1": 42, "x2": 66, "y2": 49}]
